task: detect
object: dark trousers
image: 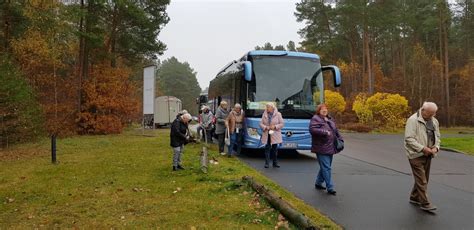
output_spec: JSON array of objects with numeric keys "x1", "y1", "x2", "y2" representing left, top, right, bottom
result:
[
  {"x1": 409, "y1": 155, "x2": 432, "y2": 205},
  {"x1": 217, "y1": 133, "x2": 225, "y2": 153},
  {"x1": 264, "y1": 135, "x2": 278, "y2": 165},
  {"x1": 203, "y1": 129, "x2": 213, "y2": 144}
]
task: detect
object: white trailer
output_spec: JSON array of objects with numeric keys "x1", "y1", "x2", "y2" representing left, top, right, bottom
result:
[{"x1": 154, "y1": 96, "x2": 182, "y2": 127}]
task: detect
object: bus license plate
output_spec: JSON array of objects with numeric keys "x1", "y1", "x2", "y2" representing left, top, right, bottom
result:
[{"x1": 282, "y1": 142, "x2": 297, "y2": 148}]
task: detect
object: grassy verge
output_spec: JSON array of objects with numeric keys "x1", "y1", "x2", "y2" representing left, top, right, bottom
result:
[
  {"x1": 0, "y1": 129, "x2": 339, "y2": 229},
  {"x1": 362, "y1": 127, "x2": 474, "y2": 135},
  {"x1": 439, "y1": 127, "x2": 474, "y2": 134},
  {"x1": 441, "y1": 136, "x2": 474, "y2": 156}
]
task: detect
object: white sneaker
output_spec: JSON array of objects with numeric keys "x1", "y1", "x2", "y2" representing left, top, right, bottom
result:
[{"x1": 220, "y1": 152, "x2": 226, "y2": 156}]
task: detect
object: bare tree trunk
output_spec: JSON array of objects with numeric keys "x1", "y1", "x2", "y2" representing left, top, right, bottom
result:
[
  {"x1": 2, "y1": 0, "x2": 11, "y2": 51},
  {"x1": 362, "y1": 30, "x2": 367, "y2": 93},
  {"x1": 108, "y1": 3, "x2": 119, "y2": 68},
  {"x1": 442, "y1": 1, "x2": 450, "y2": 127},
  {"x1": 83, "y1": 1, "x2": 92, "y2": 81},
  {"x1": 402, "y1": 40, "x2": 407, "y2": 96},
  {"x1": 410, "y1": 54, "x2": 416, "y2": 102},
  {"x1": 470, "y1": 60, "x2": 474, "y2": 126},
  {"x1": 365, "y1": 30, "x2": 373, "y2": 95},
  {"x1": 418, "y1": 60, "x2": 423, "y2": 107},
  {"x1": 429, "y1": 65, "x2": 434, "y2": 99},
  {"x1": 78, "y1": 0, "x2": 85, "y2": 113}
]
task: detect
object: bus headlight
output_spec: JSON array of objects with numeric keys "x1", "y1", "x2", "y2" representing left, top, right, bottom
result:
[{"x1": 247, "y1": 128, "x2": 260, "y2": 139}]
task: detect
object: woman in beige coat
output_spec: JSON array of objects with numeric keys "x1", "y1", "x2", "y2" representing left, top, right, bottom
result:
[{"x1": 259, "y1": 103, "x2": 284, "y2": 168}]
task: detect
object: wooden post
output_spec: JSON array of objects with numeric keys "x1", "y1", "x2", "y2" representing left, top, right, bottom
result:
[
  {"x1": 51, "y1": 134, "x2": 57, "y2": 164},
  {"x1": 242, "y1": 176, "x2": 318, "y2": 230},
  {"x1": 200, "y1": 146, "x2": 208, "y2": 173}
]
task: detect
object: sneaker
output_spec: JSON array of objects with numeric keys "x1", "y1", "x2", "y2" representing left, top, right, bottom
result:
[
  {"x1": 264, "y1": 164, "x2": 269, "y2": 168},
  {"x1": 272, "y1": 163, "x2": 280, "y2": 168},
  {"x1": 328, "y1": 190, "x2": 337, "y2": 195},
  {"x1": 315, "y1": 184, "x2": 326, "y2": 190},
  {"x1": 420, "y1": 204, "x2": 437, "y2": 211},
  {"x1": 177, "y1": 165, "x2": 185, "y2": 170},
  {"x1": 409, "y1": 199, "x2": 421, "y2": 205},
  {"x1": 172, "y1": 166, "x2": 177, "y2": 171},
  {"x1": 220, "y1": 152, "x2": 226, "y2": 156}
]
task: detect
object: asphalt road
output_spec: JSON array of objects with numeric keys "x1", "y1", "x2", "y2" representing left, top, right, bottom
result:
[{"x1": 238, "y1": 133, "x2": 474, "y2": 230}]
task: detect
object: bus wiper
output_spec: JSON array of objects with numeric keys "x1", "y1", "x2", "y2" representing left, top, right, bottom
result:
[
  {"x1": 279, "y1": 108, "x2": 314, "y2": 117},
  {"x1": 300, "y1": 110, "x2": 315, "y2": 116}
]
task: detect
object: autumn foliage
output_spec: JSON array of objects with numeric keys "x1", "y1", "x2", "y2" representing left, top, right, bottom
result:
[
  {"x1": 11, "y1": 28, "x2": 78, "y2": 137},
  {"x1": 0, "y1": 0, "x2": 169, "y2": 146},
  {"x1": 78, "y1": 63, "x2": 139, "y2": 134},
  {"x1": 323, "y1": 90, "x2": 346, "y2": 116},
  {"x1": 353, "y1": 93, "x2": 409, "y2": 130}
]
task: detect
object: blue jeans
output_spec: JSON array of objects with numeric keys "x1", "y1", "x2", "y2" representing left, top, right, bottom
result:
[
  {"x1": 316, "y1": 153, "x2": 334, "y2": 191},
  {"x1": 228, "y1": 132, "x2": 243, "y2": 156}
]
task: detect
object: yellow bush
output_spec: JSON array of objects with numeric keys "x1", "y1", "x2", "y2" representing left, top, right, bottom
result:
[
  {"x1": 324, "y1": 90, "x2": 346, "y2": 115},
  {"x1": 352, "y1": 92, "x2": 409, "y2": 130},
  {"x1": 366, "y1": 93, "x2": 409, "y2": 129},
  {"x1": 352, "y1": 93, "x2": 373, "y2": 125},
  {"x1": 313, "y1": 91, "x2": 322, "y2": 105}
]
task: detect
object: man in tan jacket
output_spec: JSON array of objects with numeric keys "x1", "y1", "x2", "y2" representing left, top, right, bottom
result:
[{"x1": 404, "y1": 102, "x2": 440, "y2": 211}]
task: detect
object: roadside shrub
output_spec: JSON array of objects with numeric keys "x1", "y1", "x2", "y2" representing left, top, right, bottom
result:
[
  {"x1": 352, "y1": 93, "x2": 373, "y2": 125},
  {"x1": 324, "y1": 90, "x2": 346, "y2": 115},
  {"x1": 77, "y1": 63, "x2": 139, "y2": 134},
  {"x1": 366, "y1": 93, "x2": 409, "y2": 129},
  {"x1": 352, "y1": 92, "x2": 409, "y2": 130}
]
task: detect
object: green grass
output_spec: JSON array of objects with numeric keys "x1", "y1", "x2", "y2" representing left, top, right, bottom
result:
[
  {"x1": 439, "y1": 127, "x2": 474, "y2": 134},
  {"x1": 366, "y1": 126, "x2": 474, "y2": 135},
  {"x1": 0, "y1": 129, "x2": 339, "y2": 229},
  {"x1": 441, "y1": 136, "x2": 474, "y2": 156}
]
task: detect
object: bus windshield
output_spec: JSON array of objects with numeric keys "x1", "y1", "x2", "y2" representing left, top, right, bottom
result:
[{"x1": 246, "y1": 56, "x2": 323, "y2": 118}]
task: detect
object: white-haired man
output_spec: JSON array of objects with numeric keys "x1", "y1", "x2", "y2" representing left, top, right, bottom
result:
[
  {"x1": 170, "y1": 113, "x2": 192, "y2": 171},
  {"x1": 404, "y1": 102, "x2": 440, "y2": 211}
]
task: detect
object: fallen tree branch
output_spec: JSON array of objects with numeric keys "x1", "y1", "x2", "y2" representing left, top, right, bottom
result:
[{"x1": 242, "y1": 176, "x2": 317, "y2": 230}]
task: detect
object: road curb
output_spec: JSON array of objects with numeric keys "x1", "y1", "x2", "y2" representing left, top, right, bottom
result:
[{"x1": 440, "y1": 147, "x2": 467, "y2": 155}]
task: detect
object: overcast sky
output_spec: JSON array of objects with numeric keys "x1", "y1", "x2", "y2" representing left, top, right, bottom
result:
[{"x1": 158, "y1": 0, "x2": 303, "y2": 90}]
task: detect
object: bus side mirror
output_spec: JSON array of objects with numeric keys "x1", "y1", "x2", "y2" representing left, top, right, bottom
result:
[
  {"x1": 322, "y1": 65, "x2": 342, "y2": 88},
  {"x1": 244, "y1": 61, "x2": 252, "y2": 81}
]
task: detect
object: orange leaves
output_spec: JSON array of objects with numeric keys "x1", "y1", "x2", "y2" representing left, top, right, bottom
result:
[
  {"x1": 11, "y1": 27, "x2": 78, "y2": 137},
  {"x1": 11, "y1": 29, "x2": 60, "y2": 77},
  {"x1": 78, "y1": 63, "x2": 139, "y2": 134}
]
